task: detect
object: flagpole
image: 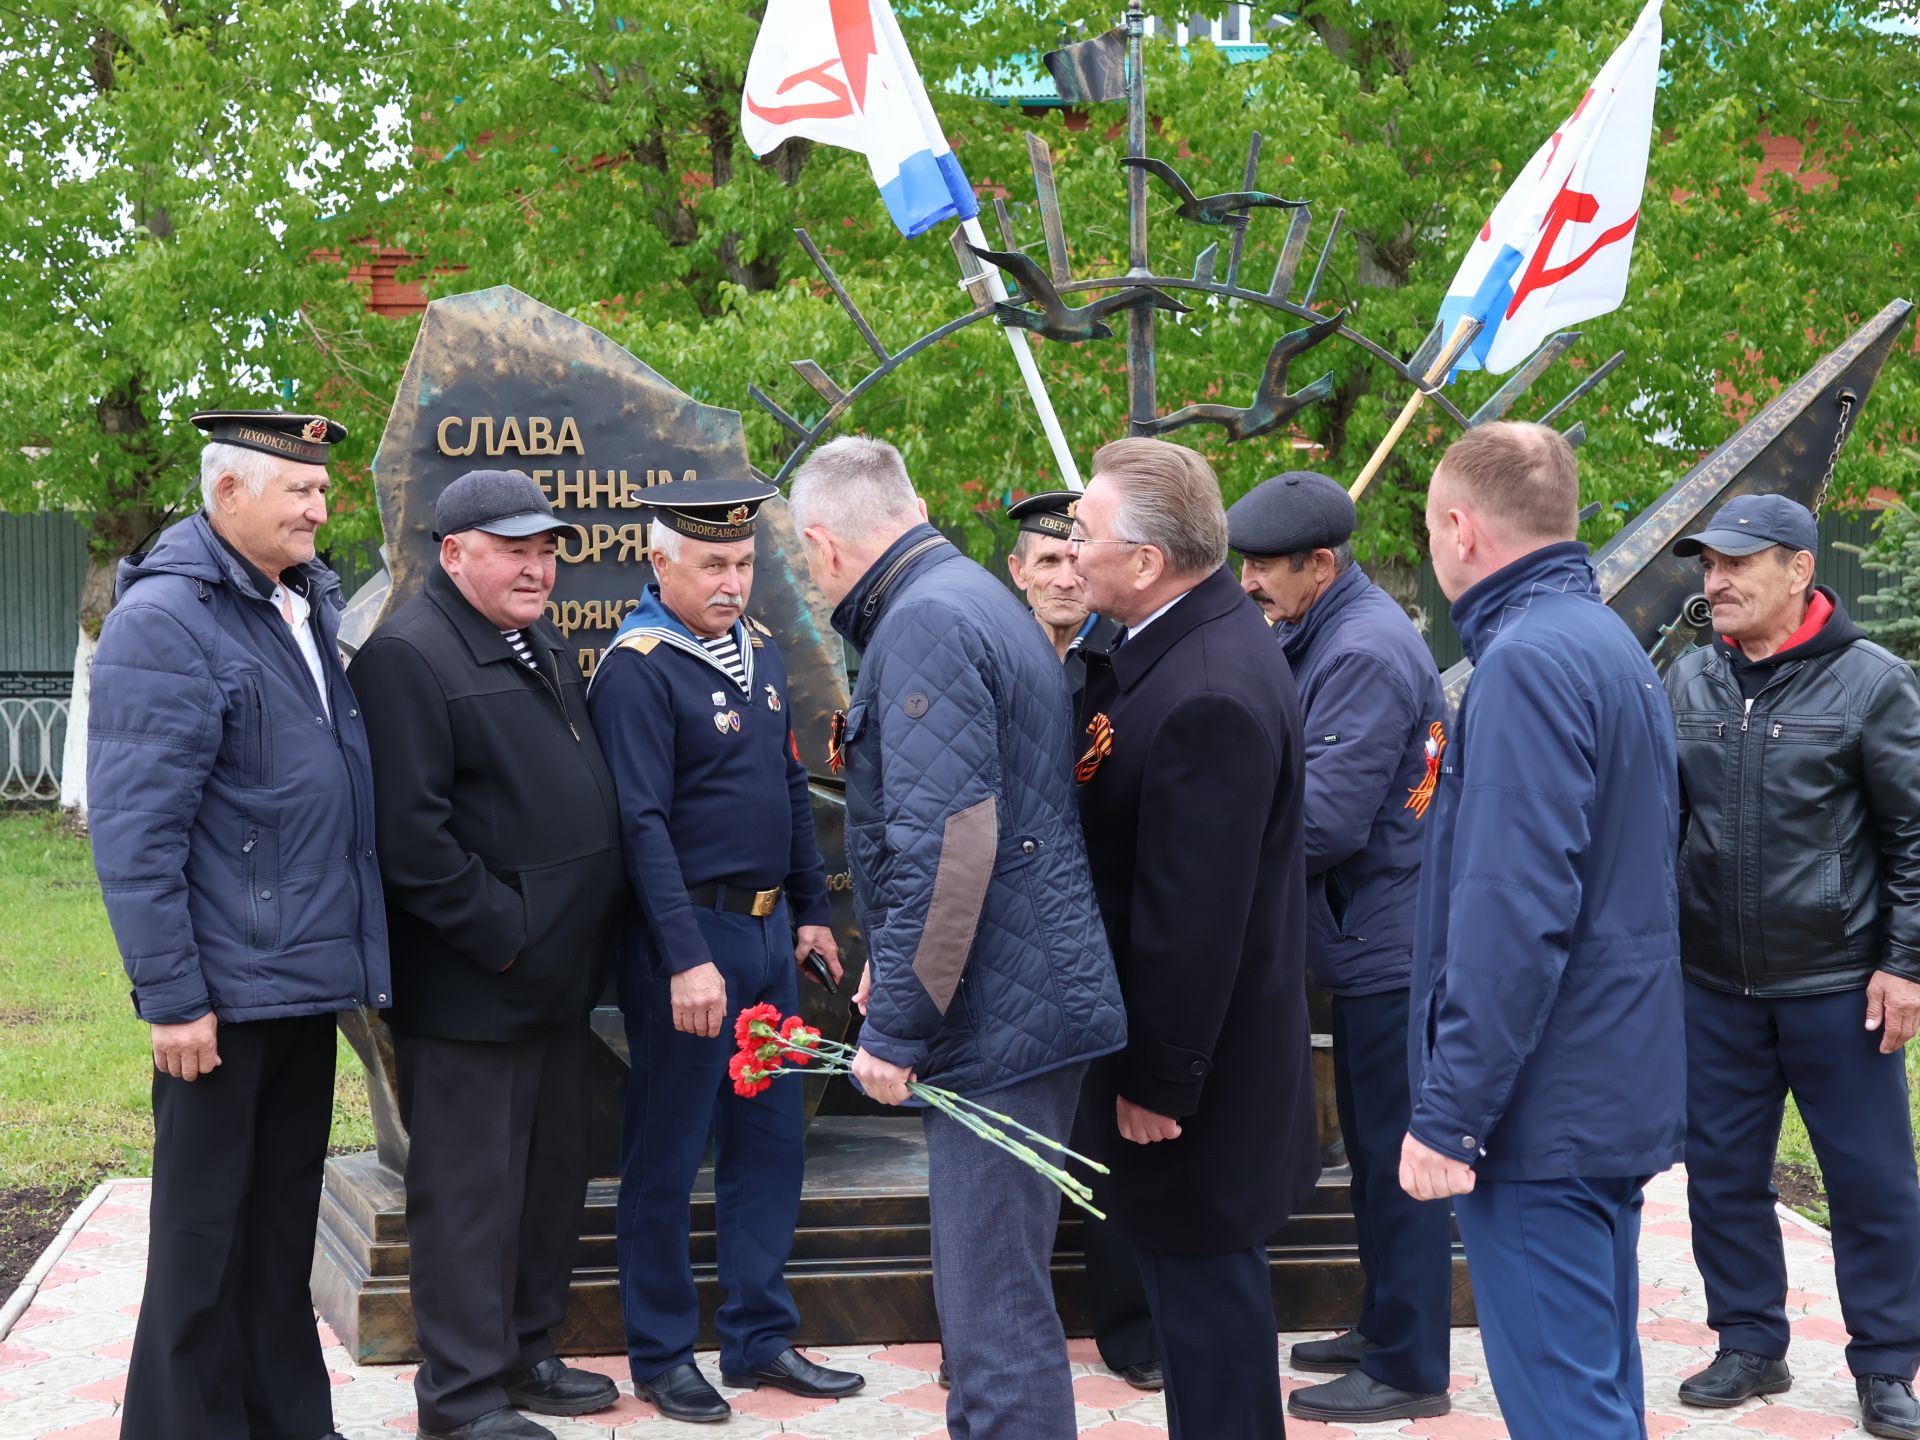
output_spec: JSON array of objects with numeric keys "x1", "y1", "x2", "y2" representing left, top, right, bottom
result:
[
  {"x1": 957, "y1": 214, "x2": 1084, "y2": 491},
  {"x1": 1349, "y1": 316, "x2": 1481, "y2": 504}
]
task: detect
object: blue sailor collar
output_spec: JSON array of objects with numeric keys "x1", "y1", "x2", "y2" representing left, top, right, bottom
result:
[{"x1": 593, "y1": 584, "x2": 757, "y2": 695}]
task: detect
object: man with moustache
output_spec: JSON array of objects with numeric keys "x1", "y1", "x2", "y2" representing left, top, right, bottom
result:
[
  {"x1": 1226, "y1": 471, "x2": 1454, "y2": 1426},
  {"x1": 1069, "y1": 436, "x2": 1320, "y2": 1440},
  {"x1": 89, "y1": 411, "x2": 388, "y2": 1440},
  {"x1": 1004, "y1": 489, "x2": 1157, "y2": 1393},
  {"x1": 1406, "y1": 422, "x2": 1684, "y2": 1440},
  {"x1": 351, "y1": 470, "x2": 625, "y2": 1440},
  {"x1": 1663, "y1": 495, "x2": 1920, "y2": 1438},
  {"x1": 584, "y1": 476, "x2": 864, "y2": 1424}
]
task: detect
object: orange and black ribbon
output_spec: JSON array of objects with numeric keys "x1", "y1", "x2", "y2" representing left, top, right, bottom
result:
[
  {"x1": 827, "y1": 709, "x2": 848, "y2": 773},
  {"x1": 1405, "y1": 720, "x2": 1446, "y2": 818},
  {"x1": 1076, "y1": 712, "x2": 1114, "y2": 785}
]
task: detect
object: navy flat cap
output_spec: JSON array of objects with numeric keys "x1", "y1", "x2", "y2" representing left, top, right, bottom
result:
[
  {"x1": 1226, "y1": 471, "x2": 1356, "y2": 558},
  {"x1": 1673, "y1": 493, "x2": 1818, "y2": 559}
]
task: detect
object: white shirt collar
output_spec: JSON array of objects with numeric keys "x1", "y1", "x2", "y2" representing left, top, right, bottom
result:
[{"x1": 1123, "y1": 589, "x2": 1188, "y2": 640}]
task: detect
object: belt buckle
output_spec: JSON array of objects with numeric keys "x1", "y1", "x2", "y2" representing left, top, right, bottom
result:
[{"x1": 751, "y1": 886, "x2": 781, "y2": 918}]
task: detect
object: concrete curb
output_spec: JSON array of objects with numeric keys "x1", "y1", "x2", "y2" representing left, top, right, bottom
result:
[
  {"x1": 1777, "y1": 1198, "x2": 1833, "y2": 1240},
  {"x1": 0, "y1": 1178, "x2": 122, "y2": 1340}
]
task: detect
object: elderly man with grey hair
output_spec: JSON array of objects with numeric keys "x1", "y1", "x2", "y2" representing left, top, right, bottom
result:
[
  {"x1": 88, "y1": 410, "x2": 389, "y2": 1440},
  {"x1": 1069, "y1": 437, "x2": 1319, "y2": 1440},
  {"x1": 789, "y1": 435, "x2": 1127, "y2": 1440}
]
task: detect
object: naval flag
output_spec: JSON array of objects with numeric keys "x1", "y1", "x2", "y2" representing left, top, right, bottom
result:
[
  {"x1": 742, "y1": 0, "x2": 979, "y2": 238},
  {"x1": 1439, "y1": 0, "x2": 1662, "y2": 375}
]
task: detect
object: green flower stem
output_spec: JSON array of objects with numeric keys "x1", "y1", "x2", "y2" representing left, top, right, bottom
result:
[{"x1": 751, "y1": 1026, "x2": 1108, "y2": 1218}]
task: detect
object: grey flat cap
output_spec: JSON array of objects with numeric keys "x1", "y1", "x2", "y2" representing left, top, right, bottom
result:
[
  {"x1": 1226, "y1": 471, "x2": 1356, "y2": 557},
  {"x1": 432, "y1": 469, "x2": 580, "y2": 541}
]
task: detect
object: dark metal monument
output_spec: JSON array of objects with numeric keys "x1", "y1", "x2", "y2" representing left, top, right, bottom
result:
[{"x1": 312, "y1": 5, "x2": 1913, "y2": 1362}]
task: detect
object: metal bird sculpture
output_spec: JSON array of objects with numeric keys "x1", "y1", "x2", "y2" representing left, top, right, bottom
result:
[
  {"x1": 1142, "y1": 310, "x2": 1346, "y2": 442},
  {"x1": 1120, "y1": 156, "x2": 1308, "y2": 226},
  {"x1": 967, "y1": 244, "x2": 1191, "y2": 343}
]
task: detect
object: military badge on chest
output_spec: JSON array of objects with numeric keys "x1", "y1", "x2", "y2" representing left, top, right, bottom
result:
[{"x1": 765, "y1": 684, "x2": 782, "y2": 713}]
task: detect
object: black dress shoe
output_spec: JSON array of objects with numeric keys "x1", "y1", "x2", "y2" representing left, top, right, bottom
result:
[
  {"x1": 1113, "y1": 1360, "x2": 1163, "y2": 1392},
  {"x1": 1288, "y1": 1329, "x2": 1377, "y2": 1374},
  {"x1": 1288, "y1": 1370, "x2": 1452, "y2": 1422},
  {"x1": 1861, "y1": 1375, "x2": 1920, "y2": 1439},
  {"x1": 937, "y1": 1357, "x2": 951, "y2": 1389},
  {"x1": 722, "y1": 1346, "x2": 866, "y2": 1399},
  {"x1": 501, "y1": 1356, "x2": 620, "y2": 1416},
  {"x1": 1677, "y1": 1350, "x2": 1792, "y2": 1407},
  {"x1": 418, "y1": 1407, "x2": 555, "y2": 1440},
  {"x1": 637, "y1": 1363, "x2": 731, "y2": 1424}
]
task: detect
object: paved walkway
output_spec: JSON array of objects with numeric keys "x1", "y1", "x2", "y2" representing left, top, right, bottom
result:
[{"x1": 0, "y1": 1168, "x2": 1873, "y2": 1439}]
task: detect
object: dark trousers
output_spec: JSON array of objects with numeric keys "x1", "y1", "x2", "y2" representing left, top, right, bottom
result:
[
  {"x1": 616, "y1": 901, "x2": 803, "y2": 1381},
  {"x1": 1684, "y1": 981, "x2": 1920, "y2": 1378},
  {"x1": 1135, "y1": 1243, "x2": 1284, "y2": 1440},
  {"x1": 927, "y1": 1063, "x2": 1086, "y2": 1440},
  {"x1": 396, "y1": 1023, "x2": 590, "y2": 1430},
  {"x1": 1331, "y1": 987, "x2": 1454, "y2": 1394},
  {"x1": 1082, "y1": 1212, "x2": 1158, "y2": 1371},
  {"x1": 121, "y1": 1013, "x2": 337, "y2": 1440},
  {"x1": 1454, "y1": 1175, "x2": 1649, "y2": 1440}
]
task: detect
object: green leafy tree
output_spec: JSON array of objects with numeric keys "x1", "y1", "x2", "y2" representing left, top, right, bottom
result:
[
  {"x1": 1849, "y1": 483, "x2": 1920, "y2": 663},
  {"x1": 4, "y1": 1, "x2": 1918, "y2": 615}
]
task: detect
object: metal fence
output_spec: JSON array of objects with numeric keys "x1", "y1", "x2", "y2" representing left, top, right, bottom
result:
[{"x1": 1, "y1": 697, "x2": 67, "y2": 803}]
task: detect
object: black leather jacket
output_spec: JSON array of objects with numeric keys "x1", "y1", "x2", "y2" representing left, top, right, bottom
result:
[{"x1": 1664, "y1": 588, "x2": 1920, "y2": 996}]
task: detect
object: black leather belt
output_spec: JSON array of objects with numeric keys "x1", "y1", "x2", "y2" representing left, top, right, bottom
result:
[{"x1": 688, "y1": 882, "x2": 784, "y2": 918}]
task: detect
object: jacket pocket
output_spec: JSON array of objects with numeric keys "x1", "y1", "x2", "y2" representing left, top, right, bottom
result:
[
  {"x1": 506, "y1": 852, "x2": 622, "y2": 1008},
  {"x1": 242, "y1": 821, "x2": 282, "y2": 957},
  {"x1": 227, "y1": 673, "x2": 272, "y2": 788}
]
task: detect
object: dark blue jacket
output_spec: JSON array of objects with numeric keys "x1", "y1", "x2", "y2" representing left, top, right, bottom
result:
[
  {"x1": 833, "y1": 525, "x2": 1126, "y2": 1094},
  {"x1": 1409, "y1": 543, "x2": 1685, "y2": 1183},
  {"x1": 1279, "y1": 565, "x2": 1446, "y2": 996},
  {"x1": 89, "y1": 513, "x2": 391, "y2": 1024},
  {"x1": 586, "y1": 586, "x2": 830, "y2": 978}
]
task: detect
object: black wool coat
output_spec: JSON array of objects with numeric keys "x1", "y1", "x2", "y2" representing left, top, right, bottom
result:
[
  {"x1": 1072, "y1": 566, "x2": 1322, "y2": 1255},
  {"x1": 348, "y1": 566, "x2": 626, "y2": 1043}
]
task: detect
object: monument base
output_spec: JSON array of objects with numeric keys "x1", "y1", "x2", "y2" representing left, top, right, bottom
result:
[{"x1": 313, "y1": 1115, "x2": 1473, "y2": 1365}]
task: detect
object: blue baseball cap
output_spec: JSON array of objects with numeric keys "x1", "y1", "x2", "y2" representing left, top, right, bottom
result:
[{"x1": 1672, "y1": 494, "x2": 1817, "y2": 559}]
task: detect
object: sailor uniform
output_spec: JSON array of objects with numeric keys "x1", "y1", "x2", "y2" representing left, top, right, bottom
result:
[{"x1": 585, "y1": 584, "x2": 830, "y2": 1384}]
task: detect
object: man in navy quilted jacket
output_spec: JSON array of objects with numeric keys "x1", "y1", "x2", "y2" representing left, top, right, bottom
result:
[
  {"x1": 787, "y1": 435, "x2": 1127, "y2": 1440},
  {"x1": 1405, "y1": 421, "x2": 1685, "y2": 1440},
  {"x1": 88, "y1": 411, "x2": 389, "y2": 1440}
]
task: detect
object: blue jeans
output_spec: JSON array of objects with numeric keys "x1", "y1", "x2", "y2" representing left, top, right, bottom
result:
[
  {"x1": 615, "y1": 898, "x2": 803, "y2": 1381},
  {"x1": 926, "y1": 1063, "x2": 1086, "y2": 1440}
]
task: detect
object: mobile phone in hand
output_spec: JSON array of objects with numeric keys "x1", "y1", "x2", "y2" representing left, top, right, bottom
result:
[{"x1": 801, "y1": 949, "x2": 839, "y2": 995}]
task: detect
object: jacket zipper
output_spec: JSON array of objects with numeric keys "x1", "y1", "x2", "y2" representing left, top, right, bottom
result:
[
  {"x1": 860, "y1": 536, "x2": 948, "y2": 622},
  {"x1": 1717, "y1": 657, "x2": 1804, "y2": 994},
  {"x1": 537, "y1": 648, "x2": 582, "y2": 742}
]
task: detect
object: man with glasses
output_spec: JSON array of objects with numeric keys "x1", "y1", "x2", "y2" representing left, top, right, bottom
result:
[{"x1": 1070, "y1": 437, "x2": 1320, "y2": 1440}]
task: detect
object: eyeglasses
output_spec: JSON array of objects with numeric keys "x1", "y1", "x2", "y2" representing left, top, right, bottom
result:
[{"x1": 1066, "y1": 530, "x2": 1145, "y2": 552}]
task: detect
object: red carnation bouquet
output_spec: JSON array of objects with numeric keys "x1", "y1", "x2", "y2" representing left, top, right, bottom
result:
[{"x1": 729, "y1": 1003, "x2": 1111, "y2": 1217}]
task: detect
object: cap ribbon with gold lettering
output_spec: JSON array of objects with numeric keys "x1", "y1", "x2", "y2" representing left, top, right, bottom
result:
[
  {"x1": 190, "y1": 410, "x2": 346, "y2": 465},
  {"x1": 644, "y1": 475, "x2": 780, "y2": 543}
]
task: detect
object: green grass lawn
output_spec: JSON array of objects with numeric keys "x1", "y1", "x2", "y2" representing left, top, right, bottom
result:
[{"x1": 0, "y1": 809, "x2": 374, "y2": 1191}]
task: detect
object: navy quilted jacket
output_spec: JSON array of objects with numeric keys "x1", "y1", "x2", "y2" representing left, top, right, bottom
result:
[
  {"x1": 88, "y1": 513, "x2": 392, "y2": 1025},
  {"x1": 832, "y1": 525, "x2": 1127, "y2": 1094}
]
